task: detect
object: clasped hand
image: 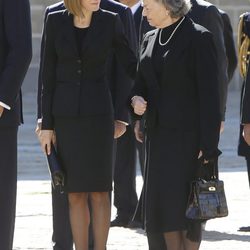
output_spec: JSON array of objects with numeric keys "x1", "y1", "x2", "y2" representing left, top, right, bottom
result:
[
  {"x1": 35, "y1": 123, "x2": 55, "y2": 155},
  {"x1": 131, "y1": 96, "x2": 147, "y2": 115}
]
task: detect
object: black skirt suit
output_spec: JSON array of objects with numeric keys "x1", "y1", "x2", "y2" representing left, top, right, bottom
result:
[
  {"x1": 132, "y1": 17, "x2": 221, "y2": 233},
  {"x1": 41, "y1": 9, "x2": 136, "y2": 192}
]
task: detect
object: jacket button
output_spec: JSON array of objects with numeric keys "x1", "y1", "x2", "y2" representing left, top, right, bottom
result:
[
  {"x1": 77, "y1": 69, "x2": 82, "y2": 74},
  {"x1": 76, "y1": 82, "x2": 80, "y2": 85},
  {"x1": 77, "y1": 59, "x2": 81, "y2": 64}
]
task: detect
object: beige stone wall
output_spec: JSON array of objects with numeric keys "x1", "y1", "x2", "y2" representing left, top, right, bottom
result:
[{"x1": 30, "y1": 0, "x2": 250, "y2": 89}]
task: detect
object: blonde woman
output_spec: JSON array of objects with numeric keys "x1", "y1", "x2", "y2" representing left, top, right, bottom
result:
[{"x1": 39, "y1": 0, "x2": 136, "y2": 249}]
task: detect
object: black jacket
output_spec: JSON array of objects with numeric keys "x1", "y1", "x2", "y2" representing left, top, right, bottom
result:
[
  {"x1": 0, "y1": 0, "x2": 32, "y2": 127},
  {"x1": 41, "y1": 9, "x2": 137, "y2": 129},
  {"x1": 132, "y1": 17, "x2": 220, "y2": 159},
  {"x1": 37, "y1": 0, "x2": 137, "y2": 124}
]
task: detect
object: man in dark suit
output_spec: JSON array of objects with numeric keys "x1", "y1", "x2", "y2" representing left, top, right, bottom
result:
[
  {"x1": 219, "y1": 9, "x2": 237, "y2": 83},
  {"x1": 189, "y1": 0, "x2": 228, "y2": 127},
  {"x1": 0, "y1": 0, "x2": 32, "y2": 249},
  {"x1": 36, "y1": 0, "x2": 136, "y2": 248},
  {"x1": 110, "y1": 0, "x2": 141, "y2": 228}
]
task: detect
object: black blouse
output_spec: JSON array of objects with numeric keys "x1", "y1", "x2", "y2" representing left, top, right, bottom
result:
[{"x1": 74, "y1": 26, "x2": 89, "y2": 54}]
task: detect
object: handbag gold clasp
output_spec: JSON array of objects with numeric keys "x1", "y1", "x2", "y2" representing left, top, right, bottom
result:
[{"x1": 209, "y1": 186, "x2": 216, "y2": 191}]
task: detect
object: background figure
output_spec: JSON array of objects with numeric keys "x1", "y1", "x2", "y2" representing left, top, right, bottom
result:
[
  {"x1": 111, "y1": 0, "x2": 142, "y2": 228},
  {"x1": 39, "y1": 0, "x2": 136, "y2": 248},
  {"x1": 188, "y1": 0, "x2": 228, "y2": 130},
  {"x1": 237, "y1": 12, "x2": 250, "y2": 232},
  {"x1": 219, "y1": 9, "x2": 238, "y2": 83},
  {"x1": 131, "y1": 0, "x2": 221, "y2": 249},
  {"x1": 36, "y1": 0, "x2": 137, "y2": 248},
  {"x1": 0, "y1": 0, "x2": 32, "y2": 249}
]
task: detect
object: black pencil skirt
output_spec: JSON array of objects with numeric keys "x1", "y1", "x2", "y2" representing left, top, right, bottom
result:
[{"x1": 54, "y1": 116, "x2": 114, "y2": 192}]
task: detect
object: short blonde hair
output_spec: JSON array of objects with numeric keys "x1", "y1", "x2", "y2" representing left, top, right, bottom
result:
[{"x1": 64, "y1": 0, "x2": 83, "y2": 17}]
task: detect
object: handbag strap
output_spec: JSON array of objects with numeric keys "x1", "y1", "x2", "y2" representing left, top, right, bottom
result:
[{"x1": 196, "y1": 158, "x2": 218, "y2": 181}]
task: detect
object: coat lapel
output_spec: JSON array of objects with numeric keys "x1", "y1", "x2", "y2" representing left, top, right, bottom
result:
[
  {"x1": 61, "y1": 11, "x2": 78, "y2": 56},
  {"x1": 141, "y1": 29, "x2": 160, "y2": 91}
]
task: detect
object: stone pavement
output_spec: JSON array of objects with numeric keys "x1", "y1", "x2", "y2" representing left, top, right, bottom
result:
[{"x1": 12, "y1": 90, "x2": 250, "y2": 249}]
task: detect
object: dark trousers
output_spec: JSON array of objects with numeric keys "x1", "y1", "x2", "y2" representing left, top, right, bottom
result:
[
  {"x1": 147, "y1": 232, "x2": 167, "y2": 250},
  {"x1": 0, "y1": 127, "x2": 18, "y2": 250},
  {"x1": 245, "y1": 155, "x2": 250, "y2": 187},
  {"x1": 113, "y1": 125, "x2": 138, "y2": 218}
]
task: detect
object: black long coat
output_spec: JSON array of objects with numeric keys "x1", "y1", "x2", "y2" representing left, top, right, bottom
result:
[
  {"x1": 41, "y1": 9, "x2": 137, "y2": 130},
  {"x1": 132, "y1": 17, "x2": 221, "y2": 233}
]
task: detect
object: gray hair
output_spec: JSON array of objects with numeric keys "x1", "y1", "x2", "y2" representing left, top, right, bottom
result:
[{"x1": 158, "y1": 0, "x2": 192, "y2": 18}]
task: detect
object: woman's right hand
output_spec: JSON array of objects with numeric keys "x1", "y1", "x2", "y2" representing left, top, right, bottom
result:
[
  {"x1": 38, "y1": 130, "x2": 54, "y2": 155},
  {"x1": 131, "y1": 96, "x2": 147, "y2": 116}
]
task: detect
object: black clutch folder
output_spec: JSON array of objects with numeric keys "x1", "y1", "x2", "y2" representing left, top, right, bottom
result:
[{"x1": 46, "y1": 144, "x2": 65, "y2": 193}]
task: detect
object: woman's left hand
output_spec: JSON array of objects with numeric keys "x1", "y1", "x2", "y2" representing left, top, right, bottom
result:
[{"x1": 198, "y1": 150, "x2": 209, "y2": 164}]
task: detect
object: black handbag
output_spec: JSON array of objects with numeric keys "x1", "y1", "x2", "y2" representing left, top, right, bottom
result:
[
  {"x1": 186, "y1": 159, "x2": 228, "y2": 220},
  {"x1": 186, "y1": 178, "x2": 228, "y2": 220},
  {"x1": 46, "y1": 144, "x2": 65, "y2": 193}
]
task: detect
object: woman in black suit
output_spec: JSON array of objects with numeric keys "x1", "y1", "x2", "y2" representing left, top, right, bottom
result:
[
  {"x1": 131, "y1": 0, "x2": 221, "y2": 249},
  {"x1": 39, "y1": 0, "x2": 136, "y2": 248}
]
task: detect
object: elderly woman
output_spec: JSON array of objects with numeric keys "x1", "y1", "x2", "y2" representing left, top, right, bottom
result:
[{"x1": 131, "y1": 0, "x2": 221, "y2": 249}]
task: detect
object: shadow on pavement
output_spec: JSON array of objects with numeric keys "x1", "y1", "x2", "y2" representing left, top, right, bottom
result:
[{"x1": 203, "y1": 230, "x2": 250, "y2": 242}]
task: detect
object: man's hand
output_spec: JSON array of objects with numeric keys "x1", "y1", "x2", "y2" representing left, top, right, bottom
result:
[
  {"x1": 134, "y1": 120, "x2": 144, "y2": 143},
  {"x1": 114, "y1": 120, "x2": 126, "y2": 139},
  {"x1": 0, "y1": 105, "x2": 4, "y2": 117},
  {"x1": 131, "y1": 96, "x2": 147, "y2": 116},
  {"x1": 220, "y1": 121, "x2": 224, "y2": 134},
  {"x1": 243, "y1": 123, "x2": 250, "y2": 146}
]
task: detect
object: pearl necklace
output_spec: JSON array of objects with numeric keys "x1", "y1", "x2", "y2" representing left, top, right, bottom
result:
[{"x1": 158, "y1": 16, "x2": 185, "y2": 46}]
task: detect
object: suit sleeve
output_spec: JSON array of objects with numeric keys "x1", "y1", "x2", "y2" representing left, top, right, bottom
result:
[
  {"x1": 37, "y1": 8, "x2": 50, "y2": 120},
  {"x1": 203, "y1": 6, "x2": 228, "y2": 121},
  {"x1": 0, "y1": 0, "x2": 32, "y2": 108},
  {"x1": 222, "y1": 13, "x2": 237, "y2": 82},
  {"x1": 113, "y1": 14, "x2": 137, "y2": 80},
  {"x1": 112, "y1": 12, "x2": 137, "y2": 122},
  {"x1": 41, "y1": 15, "x2": 57, "y2": 130},
  {"x1": 195, "y1": 31, "x2": 221, "y2": 160},
  {"x1": 242, "y1": 64, "x2": 250, "y2": 124}
]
